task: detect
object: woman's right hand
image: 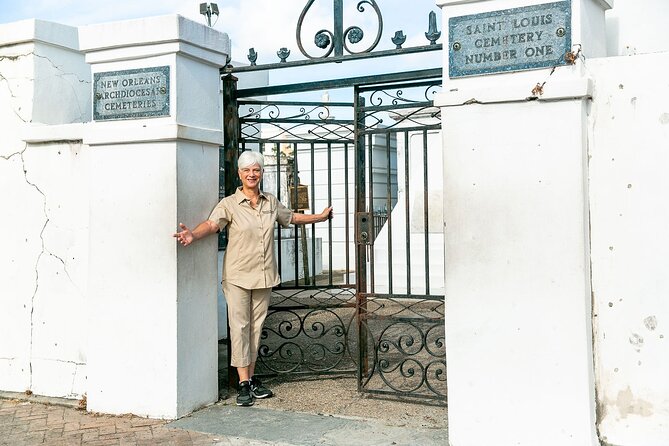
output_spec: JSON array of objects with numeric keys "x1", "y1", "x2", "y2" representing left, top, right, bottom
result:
[{"x1": 173, "y1": 223, "x2": 194, "y2": 246}]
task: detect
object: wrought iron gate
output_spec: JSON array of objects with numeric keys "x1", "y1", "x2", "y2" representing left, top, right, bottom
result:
[
  {"x1": 354, "y1": 78, "x2": 446, "y2": 401},
  {"x1": 220, "y1": 0, "x2": 446, "y2": 404}
]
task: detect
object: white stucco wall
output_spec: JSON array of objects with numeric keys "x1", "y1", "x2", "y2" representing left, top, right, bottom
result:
[
  {"x1": 440, "y1": 98, "x2": 598, "y2": 446},
  {"x1": 0, "y1": 20, "x2": 91, "y2": 398},
  {"x1": 2, "y1": 14, "x2": 228, "y2": 419},
  {"x1": 606, "y1": 0, "x2": 669, "y2": 57},
  {"x1": 588, "y1": 51, "x2": 669, "y2": 446}
]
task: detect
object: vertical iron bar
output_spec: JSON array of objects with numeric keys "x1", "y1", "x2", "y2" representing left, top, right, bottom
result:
[
  {"x1": 423, "y1": 129, "x2": 430, "y2": 295},
  {"x1": 218, "y1": 146, "x2": 225, "y2": 201},
  {"x1": 311, "y1": 142, "x2": 316, "y2": 286},
  {"x1": 354, "y1": 90, "x2": 368, "y2": 391},
  {"x1": 293, "y1": 143, "x2": 299, "y2": 287},
  {"x1": 404, "y1": 131, "x2": 411, "y2": 295},
  {"x1": 276, "y1": 142, "x2": 282, "y2": 280},
  {"x1": 368, "y1": 133, "x2": 375, "y2": 293},
  {"x1": 222, "y1": 74, "x2": 240, "y2": 198},
  {"x1": 386, "y1": 131, "x2": 393, "y2": 295},
  {"x1": 218, "y1": 145, "x2": 226, "y2": 250},
  {"x1": 334, "y1": 0, "x2": 344, "y2": 58},
  {"x1": 344, "y1": 142, "x2": 350, "y2": 284},
  {"x1": 327, "y1": 142, "x2": 333, "y2": 285},
  {"x1": 222, "y1": 73, "x2": 240, "y2": 391}
]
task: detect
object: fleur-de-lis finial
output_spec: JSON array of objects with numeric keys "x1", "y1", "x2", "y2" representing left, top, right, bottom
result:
[
  {"x1": 391, "y1": 31, "x2": 406, "y2": 49},
  {"x1": 277, "y1": 47, "x2": 291, "y2": 63},
  {"x1": 247, "y1": 48, "x2": 258, "y2": 66},
  {"x1": 425, "y1": 11, "x2": 441, "y2": 45}
]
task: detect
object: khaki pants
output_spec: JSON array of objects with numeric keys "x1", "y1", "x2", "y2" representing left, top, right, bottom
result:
[{"x1": 223, "y1": 281, "x2": 272, "y2": 368}]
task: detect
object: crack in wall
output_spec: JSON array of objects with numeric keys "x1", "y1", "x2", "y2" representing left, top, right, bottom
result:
[
  {"x1": 2, "y1": 46, "x2": 89, "y2": 397},
  {"x1": 2, "y1": 48, "x2": 90, "y2": 392},
  {"x1": 1, "y1": 50, "x2": 91, "y2": 123},
  {"x1": 32, "y1": 52, "x2": 90, "y2": 123},
  {"x1": 0, "y1": 71, "x2": 29, "y2": 123},
  {"x1": 2, "y1": 144, "x2": 85, "y2": 392},
  {"x1": 23, "y1": 149, "x2": 47, "y2": 392},
  {"x1": 1, "y1": 51, "x2": 89, "y2": 84}
]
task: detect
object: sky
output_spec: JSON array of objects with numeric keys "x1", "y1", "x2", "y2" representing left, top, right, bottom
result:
[{"x1": 0, "y1": 0, "x2": 443, "y2": 100}]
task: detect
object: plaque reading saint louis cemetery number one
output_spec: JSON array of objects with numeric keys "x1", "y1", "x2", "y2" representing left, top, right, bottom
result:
[
  {"x1": 449, "y1": 1, "x2": 571, "y2": 78},
  {"x1": 93, "y1": 66, "x2": 170, "y2": 121}
]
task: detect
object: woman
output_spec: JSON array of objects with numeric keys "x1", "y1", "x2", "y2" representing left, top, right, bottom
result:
[{"x1": 173, "y1": 151, "x2": 332, "y2": 406}]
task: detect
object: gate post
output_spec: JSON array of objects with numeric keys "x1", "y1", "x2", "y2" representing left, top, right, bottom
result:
[
  {"x1": 80, "y1": 15, "x2": 229, "y2": 419},
  {"x1": 435, "y1": 0, "x2": 611, "y2": 445},
  {"x1": 222, "y1": 74, "x2": 240, "y2": 197},
  {"x1": 221, "y1": 73, "x2": 240, "y2": 389},
  {"x1": 354, "y1": 90, "x2": 369, "y2": 385}
]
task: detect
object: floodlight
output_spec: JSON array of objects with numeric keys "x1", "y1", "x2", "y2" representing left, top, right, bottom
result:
[{"x1": 200, "y1": 3, "x2": 219, "y2": 27}]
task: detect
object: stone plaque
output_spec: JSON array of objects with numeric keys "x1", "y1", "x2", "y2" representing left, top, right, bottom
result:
[
  {"x1": 449, "y1": 1, "x2": 571, "y2": 78},
  {"x1": 93, "y1": 66, "x2": 170, "y2": 121}
]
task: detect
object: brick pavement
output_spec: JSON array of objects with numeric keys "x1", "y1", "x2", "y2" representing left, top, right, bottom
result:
[{"x1": 0, "y1": 398, "x2": 224, "y2": 446}]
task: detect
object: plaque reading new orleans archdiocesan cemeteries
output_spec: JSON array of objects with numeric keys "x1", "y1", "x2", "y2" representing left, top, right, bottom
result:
[
  {"x1": 449, "y1": 1, "x2": 571, "y2": 78},
  {"x1": 93, "y1": 66, "x2": 170, "y2": 121}
]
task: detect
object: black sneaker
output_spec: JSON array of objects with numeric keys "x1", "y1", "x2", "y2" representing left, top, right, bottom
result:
[
  {"x1": 250, "y1": 376, "x2": 273, "y2": 399},
  {"x1": 236, "y1": 381, "x2": 254, "y2": 406}
]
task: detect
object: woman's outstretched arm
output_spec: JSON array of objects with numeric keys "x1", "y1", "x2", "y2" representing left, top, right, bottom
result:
[
  {"x1": 173, "y1": 220, "x2": 219, "y2": 246},
  {"x1": 291, "y1": 207, "x2": 333, "y2": 225}
]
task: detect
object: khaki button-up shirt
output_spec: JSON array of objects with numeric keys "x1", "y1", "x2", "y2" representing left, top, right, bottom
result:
[{"x1": 209, "y1": 187, "x2": 293, "y2": 289}]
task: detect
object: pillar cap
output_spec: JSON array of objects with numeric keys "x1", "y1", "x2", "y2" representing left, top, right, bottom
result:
[
  {"x1": 79, "y1": 14, "x2": 230, "y2": 65},
  {"x1": 0, "y1": 19, "x2": 79, "y2": 50}
]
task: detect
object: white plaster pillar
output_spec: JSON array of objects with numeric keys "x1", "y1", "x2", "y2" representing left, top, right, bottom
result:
[
  {"x1": 0, "y1": 20, "x2": 90, "y2": 397},
  {"x1": 79, "y1": 15, "x2": 229, "y2": 419},
  {"x1": 435, "y1": 1, "x2": 611, "y2": 445}
]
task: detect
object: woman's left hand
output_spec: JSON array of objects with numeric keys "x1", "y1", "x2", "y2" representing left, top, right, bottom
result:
[{"x1": 320, "y1": 207, "x2": 333, "y2": 222}]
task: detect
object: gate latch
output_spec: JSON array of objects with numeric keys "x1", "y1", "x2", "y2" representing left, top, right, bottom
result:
[{"x1": 356, "y1": 212, "x2": 373, "y2": 245}]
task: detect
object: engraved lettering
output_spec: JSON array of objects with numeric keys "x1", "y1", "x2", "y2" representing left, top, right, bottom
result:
[{"x1": 94, "y1": 67, "x2": 170, "y2": 120}]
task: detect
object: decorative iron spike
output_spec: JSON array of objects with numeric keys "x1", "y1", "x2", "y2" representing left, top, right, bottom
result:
[
  {"x1": 425, "y1": 11, "x2": 441, "y2": 45},
  {"x1": 391, "y1": 31, "x2": 406, "y2": 49},
  {"x1": 247, "y1": 48, "x2": 258, "y2": 66},
  {"x1": 277, "y1": 47, "x2": 291, "y2": 63}
]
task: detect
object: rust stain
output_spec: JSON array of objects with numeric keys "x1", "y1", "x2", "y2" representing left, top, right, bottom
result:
[
  {"x1": 643, "y1": 315, "x2": 658, "y2": 331},
  {"x1": 615, "y1": 386, "x2": 654, "y2": 419}
]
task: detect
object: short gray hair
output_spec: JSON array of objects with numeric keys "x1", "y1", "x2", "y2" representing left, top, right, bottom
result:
[{"x1": 238, "y1": 151, "x2": 264, "y2": 170}]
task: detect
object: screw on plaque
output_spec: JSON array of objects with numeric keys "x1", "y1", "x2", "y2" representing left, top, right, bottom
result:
[
  {"x1": 453, "y1": 42, "x2": 462, "y2": 51},
  {"x1": 95, "y1": 92, "x2": 102, "y2": 100},
  {"x1": 160, "y1": 86, "x2": 167, "y2": 94},
  {"x1": 556, "y1": 27, "x2": 566, "y2": 37}
]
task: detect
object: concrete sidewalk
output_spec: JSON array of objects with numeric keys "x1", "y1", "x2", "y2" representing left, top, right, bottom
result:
[
  {"x1": 0, "y1": 377, "x2": 448, "y2": 446},
  {"x1": 169, "y1": 403, "x2": 447, "y2": 446}
]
